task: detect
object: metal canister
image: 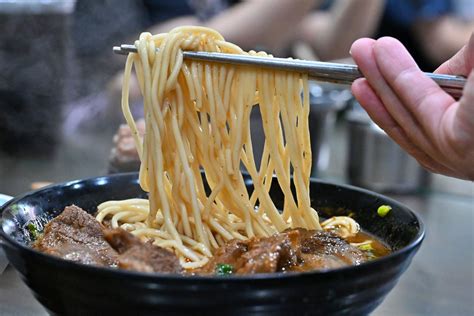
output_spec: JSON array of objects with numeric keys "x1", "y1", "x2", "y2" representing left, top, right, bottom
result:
[{"x1": 346, "y1": 105, "x2": 429, "y2": 193}]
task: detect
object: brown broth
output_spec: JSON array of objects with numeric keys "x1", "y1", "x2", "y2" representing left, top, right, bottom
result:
[{"x1": 346, "y1": 231, "x2": 391, "y2": 259}]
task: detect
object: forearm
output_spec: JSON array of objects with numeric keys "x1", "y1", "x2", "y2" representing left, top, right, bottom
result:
[
  {"x1": 298, "y1": 0, "x2": 384, "y2": 60},
  {"x1": 149, "y1": 16, "x2": 201, "y2": 35},
  {"x1": 208, "y1": 0, "x2": 319, "y2": 53},
  {"x1": 150, "y1": 0, "x2": 321, "y2": 55},
  {"x1": 414, "y1": 17, "x2": 474, "y2": 66}
]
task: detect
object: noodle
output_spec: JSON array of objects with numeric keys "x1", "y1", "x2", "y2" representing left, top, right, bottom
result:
[{"x1": 97, "y1": 26, "x2": 358, "y2": 269}]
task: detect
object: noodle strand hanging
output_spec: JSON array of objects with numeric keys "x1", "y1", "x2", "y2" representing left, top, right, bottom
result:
[{"x1": 97, "y1": 26, "x2": 356, "y2": 269}]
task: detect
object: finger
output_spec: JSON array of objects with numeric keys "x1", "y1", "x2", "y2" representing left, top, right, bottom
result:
[
  {"x1": 350, "y1": 37, "x2": 377, "y2": 58},
  {"x1": 118, "y1": 124, "x2": 133, "y2": 137},
  {"x1": 351, "y1": 38, "x2": 439, "y2": 158},
  {"x1": 442, "y1": 70, "x2": 474, "y2": 160},
  {"x1": 436, "y1": 32, "x2": 474, "y2": 76},
  {"x1": 352, "y1": 78, "x2": 458, "y2": 176},
  {"x1": 373, "y1": 37, "x2": 455, "y2": 147},
  {"x1": 136, "y1": 118, "x2": 146, "y2": 135},
  {"x1": 457, "y1": 71, "x2": 474, "y2": 136},
  {"x1": 352, "y1": 78, "x2": 392, "y2": 126}
]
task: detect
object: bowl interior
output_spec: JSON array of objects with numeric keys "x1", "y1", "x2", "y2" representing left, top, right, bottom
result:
[{"x1": 0, "y1": 172, "x2": 422, "y2": 255}]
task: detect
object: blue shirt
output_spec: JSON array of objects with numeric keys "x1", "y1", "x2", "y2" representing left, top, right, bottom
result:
[{"x1": 385, "y1": 0, "x2": 453, "y2": 26}]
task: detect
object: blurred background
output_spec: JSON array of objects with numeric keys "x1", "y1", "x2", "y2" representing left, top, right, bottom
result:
[
  {"x1": 0, "y1": 0, "x2": 472, "y2": 315},
  {"x1": 0, "y1": 0, "x2": 473, "y2": 196},
  {"x1": 0, "y1": 0, "x2": 474, "y2": 195}
]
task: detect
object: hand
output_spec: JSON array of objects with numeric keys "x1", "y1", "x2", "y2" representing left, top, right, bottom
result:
[
  {"x1": 350, "y1": 35, "x2": 474, "y2": 180},
  {"x1": 110, "y1": 119, "x2": 145, "y2": 164}
]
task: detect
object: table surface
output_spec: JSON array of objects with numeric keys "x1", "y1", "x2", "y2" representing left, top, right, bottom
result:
[{"x1": 1, "y1": 116, "x2": 473, "y2": 316}]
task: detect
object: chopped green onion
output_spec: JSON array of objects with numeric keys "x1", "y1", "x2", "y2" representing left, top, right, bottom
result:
[
  {"x1": 377, "y1": 205, "x2": 392, "y2": 217},
  {"x1": 366, "y1": 251, "x2": 377, "y2": 260},
  {"x1": 358, "y1": 243, "x2": 374, "y2": 251},
  {"x1": 215, "y1": 263, "x2": 233, "y2": 275},
  {"x1": 27, "y1": 223, "x2": 39, "y2": 240}
]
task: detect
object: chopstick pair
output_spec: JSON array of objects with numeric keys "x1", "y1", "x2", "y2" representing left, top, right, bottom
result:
[{"x1": 114, "y1": 44, "x2": 466, "y2": 100}]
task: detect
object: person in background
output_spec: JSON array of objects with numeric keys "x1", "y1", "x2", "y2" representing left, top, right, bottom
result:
[
  {"x1": 296, "y1": 0, "x2": 385, "y2": 61},
  {"x1": 351, "y1": 34, "x2": 474, "y2": 180},
  {"x1": 109, "y1": 119, "x2": 146, "y2": 173},
  {"x1": 144, "y1": 0, "x2": 384, "y2": 59},
  {"x1": 145, "y1": 0, "x2": 317, "y2": 56},
  {"x1": 377, "y1": 0, "x2": 474, "y2": 71}
]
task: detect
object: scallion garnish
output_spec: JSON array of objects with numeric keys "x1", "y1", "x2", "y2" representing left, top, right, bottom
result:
[
  {"x1": 215, "y1": 263, "x2": 233, "y2": 275},
  {"x1": 377, "y1": 205, "x2": 392, "y2": 217},
  {"x1": 27, "y1": 223, "x2": 39, "y2": 240},
  {"x1": 358, "y1": 243, "x2": 374, "y2": 251}
]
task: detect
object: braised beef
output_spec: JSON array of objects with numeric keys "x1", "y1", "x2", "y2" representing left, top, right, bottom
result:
[
  {"x1": 104, "y1": 228, "x2": 183, "y2": 274},
  {"x1": 34, "y1": 205, "x2": 118, "y2": 266},
  {"x1": 34, "y1": 205, "x2": 182, "y2": 274},
  {"x1": 238, "y1": 230, "x2": 299, "y2": 273},
  {"x1": 199, "y1": 228, "x2": 368, "y2": 275},
  {"x1": 35, "y1": 205, "x2": 374, "y2": 275},
  {"x1": 294, "y1": 229, "x2": 367, "y2": 271}
]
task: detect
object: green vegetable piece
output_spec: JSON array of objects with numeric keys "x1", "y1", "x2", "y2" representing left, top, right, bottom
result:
[
  {"x1": 366, "y1": 251, "x2": 377, "y2": 261},
  {"x1": 358, "y1": 243, "x2": 374, "y2": 251},
  {"x1": 377, "y1": 205, "x2": 392, "y2": 217},
  {"x1": 215, "y1": 263, "x2": 233, "y2": 275},
  {"x1": 27, "y1": 223, "x2": 38, "y2": 240}
]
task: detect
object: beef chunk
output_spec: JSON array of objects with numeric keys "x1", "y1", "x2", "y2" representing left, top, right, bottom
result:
[
  {"x1": 194, "y1": 239, "x2": 248, "y2": 274},
  {"x1": 210, "y1": 239, "x2": 248, "y2": 267},
  {"x1": 237, "y1": 230, "x2": 299, "y2": 274},
  {"x1": 198, "y1": 228, "x2": 368, "y2": 275},
  {"x1": 104, "y1": 228, "x2": 183, "y2": 274},
  {"x1": 34, "y1": 205, "x2": 118, "y2": 266},
  {"x1": 300, "y1": 230, "x2": 367, "y2": 265},
  {"x1": 198, "y1": 230, "x2": 299, "y2": 275},
  {"x1": 294, "y1": 229, "x2": 367, "y2": 271},
  {"x1": 35, "y1": 205, "x2": 183, "y2": 274}
]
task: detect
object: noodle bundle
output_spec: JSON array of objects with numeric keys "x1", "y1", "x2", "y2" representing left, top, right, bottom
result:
[{"x1": 97, "y1": 26, "x2": 357, "y2": 268}]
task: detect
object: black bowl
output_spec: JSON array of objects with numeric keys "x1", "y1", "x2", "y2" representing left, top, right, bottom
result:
[{"x1": 0, "y1": 173, "x2": 424, "y2": 316}]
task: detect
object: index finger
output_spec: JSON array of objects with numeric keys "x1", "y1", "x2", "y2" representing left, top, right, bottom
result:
[{"x1": 373, "y1": 37, "x2": 455, "y2": 142}]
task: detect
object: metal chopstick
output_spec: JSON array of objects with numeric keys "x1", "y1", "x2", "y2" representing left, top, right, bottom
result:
[{"x1": 114, "y1": 45, "x2": 466, "y2": 100}]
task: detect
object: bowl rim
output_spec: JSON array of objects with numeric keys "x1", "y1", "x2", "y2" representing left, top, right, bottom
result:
[
  {"x1": 0, "y1": 194, "x2": 12, "y2": 206},
  {"x1": 0, "y1": 172, "x2": 425, "y2": 281}
]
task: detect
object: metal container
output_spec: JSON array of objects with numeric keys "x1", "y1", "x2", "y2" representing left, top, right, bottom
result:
[{"x1": 346, "y1": 106, "x2": 429, "y2": 193}]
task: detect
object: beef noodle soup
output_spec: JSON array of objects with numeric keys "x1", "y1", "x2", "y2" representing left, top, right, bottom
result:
[
  {"x1": 32, "y1": 205, "x2": 390, "y2": 275},
  {"x1": 32, "y1": 26, "x2": 391, "y2": 275}
]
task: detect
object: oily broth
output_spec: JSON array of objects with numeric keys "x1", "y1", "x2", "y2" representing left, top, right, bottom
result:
[{"x1": 346, "y1": 231, "x2": 391, "y2": 258}]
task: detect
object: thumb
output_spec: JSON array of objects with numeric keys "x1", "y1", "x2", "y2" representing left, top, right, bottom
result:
[
  {"x1": 455, "y1": 70, "x2": 474, "y2": 180},
  {"x1": 455, "y1": 70, "x2": 474, "y2": 137}
]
